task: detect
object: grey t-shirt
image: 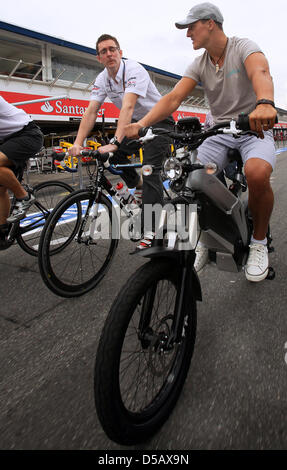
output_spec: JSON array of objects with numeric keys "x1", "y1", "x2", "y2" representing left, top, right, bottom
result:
[{"x1": 183, "y1": 37, "x2": 262, "y2": 123}]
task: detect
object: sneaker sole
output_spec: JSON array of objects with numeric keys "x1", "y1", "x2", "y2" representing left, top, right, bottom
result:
[
  {"x1": 6, "y1": 213, "x2": 26, "y2": 223},
  {"x1": 245, "y1": 267, "x2": 269, "y2": 282}
]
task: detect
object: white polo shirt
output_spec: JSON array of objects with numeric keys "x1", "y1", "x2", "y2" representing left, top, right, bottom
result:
[
  {"x1": 90, "y1": 59, "x2": 162, "y2": 121},
  {"x1": 0, "y1": 95, "x2": 32, "y2": 138}
]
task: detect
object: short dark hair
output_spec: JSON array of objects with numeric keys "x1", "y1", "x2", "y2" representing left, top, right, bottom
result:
[
  {"x1": 96, "y1": 34, "x2": 120, "y2": 54},
  {"x1": 201, "y1": 19, "x2": 223, "y2": 31}
]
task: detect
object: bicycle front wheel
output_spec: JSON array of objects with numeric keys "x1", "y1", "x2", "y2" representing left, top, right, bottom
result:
[
  {"x1": 94, "y1": 258, "x2": 197, "y2": 445},
  {"x1": 16, "y1": 180, "x2": 74, "y2": 256},
  {"x1": 39, "y1": 190, "x2": 119, "y2": 297}
]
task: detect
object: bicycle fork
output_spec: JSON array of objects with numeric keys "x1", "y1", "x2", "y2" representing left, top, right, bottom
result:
[
  {"x1": 167, "y1": 251, "x2": 197, "y2": 347},
  {"x1": 76, "y1": 192, "x2": 99, "y2": 244},
  {"x1": 138, "y1": 251, "x2": 201, "y2": 351}
]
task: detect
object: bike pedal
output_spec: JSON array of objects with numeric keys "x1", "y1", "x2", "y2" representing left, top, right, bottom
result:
[
  {"x1": 268, "y1": 246, "x2": 275, "y2": 253},
  {"x1": 266, "y1": 267, "x2": 275, "y2": 280},
  {"x1": 130, "y1": 237, "x2": 141, "y2": 242}
]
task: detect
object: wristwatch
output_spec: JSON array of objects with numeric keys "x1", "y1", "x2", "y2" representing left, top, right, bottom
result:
[
  {"x1": 256, "y1": 99, "x2": 276, "y2": 108},
  {"x1": 109, "y1": 136, "x2": 121, "y2": 148}
]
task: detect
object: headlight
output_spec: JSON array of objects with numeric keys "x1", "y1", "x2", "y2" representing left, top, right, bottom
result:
[
  {"x1": 163, "y1": 157, "x2": 182, "y2": 181},
  {"x1": 204, "y1": 162, "x2": 218, "y2": 175},
  {"x1": 142, "y1": 165, "x2": 153, "y2": 176}
]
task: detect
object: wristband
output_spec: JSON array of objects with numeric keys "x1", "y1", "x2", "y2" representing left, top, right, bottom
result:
[
  {"x1": 256, "y1": 99, "x2": 276, "y2": 108},
  {"x1": 109, "y1": 136, "x2": 121, "y2": 148}
]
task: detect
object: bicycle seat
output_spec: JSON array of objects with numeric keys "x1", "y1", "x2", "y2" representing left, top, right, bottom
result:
[
  {"x1": 227, "y1": 148, "x2": 242, "y2": 163},
  {"x1": 176, "y1": 117, "x2": 202, "y2": 132}
]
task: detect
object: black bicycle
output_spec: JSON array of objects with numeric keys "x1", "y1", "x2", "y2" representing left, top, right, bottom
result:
[
  {"x1": 1, "y1": 163, "x2": 74, "y2": 256},
  {"x1": 38, "y1": 150, "x2": 152, "y2": 297},
  {"x1": 94, "y1": 114, "x2": 276, "y2": 445}
]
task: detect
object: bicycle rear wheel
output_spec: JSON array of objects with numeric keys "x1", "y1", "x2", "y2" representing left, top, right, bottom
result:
[
  {"x1": 16, "y1": 180, "x2": 74, "y2": 256},
  {"x1": 94, "y1": 258, "x2": 197, "y2": 445},
  {"x1": 39, "y1": 189, "x2": 119, "y2": 297}
]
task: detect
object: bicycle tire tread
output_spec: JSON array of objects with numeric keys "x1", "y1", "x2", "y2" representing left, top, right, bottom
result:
[
  {"x1": 94, "y1": 258, "x2": 197, "y2": 445},
  {"x1": 39, "y1": 190, "x2": 118, "y2": 297}
]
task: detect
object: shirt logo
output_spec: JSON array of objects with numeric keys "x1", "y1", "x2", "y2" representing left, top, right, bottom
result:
[
  {"x1": 126, "y1": 76, "x2": 137, "y2": 87},
  {"x1": 227, "y1": 68, "x2": 240, "y2": 78}
]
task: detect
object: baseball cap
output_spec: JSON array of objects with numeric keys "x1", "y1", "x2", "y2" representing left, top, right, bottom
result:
[{"x1": 175, "y1": 2, "x2": 224, "y2": 29}]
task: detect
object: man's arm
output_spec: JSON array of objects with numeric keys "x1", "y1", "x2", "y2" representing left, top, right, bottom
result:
[
  {"x1": 115, "y1": 92, "x2": 139, "y2": 141},
  {"x1": 245, "y1": 52, "x2": 277, "y2": 138},
  {"x1": 69, "y1": 100, "x2": 101, "y2": 156},
  {"x1": 125, "y1": 77, "x2": 197, "y2": 138},
  {"x1": 96, "y1": 92, "x2": 139, "y2": 154}
]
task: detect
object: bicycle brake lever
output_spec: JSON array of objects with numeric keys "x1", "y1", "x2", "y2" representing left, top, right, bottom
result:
[
  {"x1": 239, "y1": 130, "x2": 259, "y2": 137},
  {"x1": 126, "y1": 139, "x2": 139, "y2": 146}
]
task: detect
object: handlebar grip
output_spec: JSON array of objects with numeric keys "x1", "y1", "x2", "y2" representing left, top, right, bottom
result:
[
  {"x1": 237, "y1": 114, "x2": 250, "y2": 131},
  {"x1": 51, "y1": 151, "x2": 66, "y2": 160},
  {"x1": 81, "y1": 150, "x2": 111, "y2": 163},
  {"x1": 138, "y1": 127, "x2": 149, "y2": 138},
  {"x1": 81, "y1": 150, "x2": 96, "y2": 157},
  {"x1": 237, "y1": 113, "x2": 278, "y2": 131},
  {"x1": 97, "y1": 152, "x2": 110, "y2": 163}
]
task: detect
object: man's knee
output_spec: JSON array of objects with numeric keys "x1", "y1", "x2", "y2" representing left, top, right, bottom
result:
[
  {"x1": 245, "y1": 158, "x2": 273, "y2": 191},
  {"x1": 0, "y1": 151, "x2": 13, "y2": 168},
  {"x1": 0, "y1": 185, "x2": 8, "y2": 195}
]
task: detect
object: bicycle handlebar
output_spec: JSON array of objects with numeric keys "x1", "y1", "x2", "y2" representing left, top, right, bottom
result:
[
  {"x1": 52, "y1": 150, "x2": 140, "y2": 176},
  {"x1": 52, "y1": 149, "x2": 113, "y2": 162},
  {"x1": 138, "y1": 113, "x2": 278, "y2": 146}
]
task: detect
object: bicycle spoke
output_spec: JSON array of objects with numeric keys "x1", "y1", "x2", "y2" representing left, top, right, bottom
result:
[
  {"x1": 118, "y1": 278, "x2": 179, "y2": 413},
  {"x1": 40, "y1": 191, "x2": 118, "y2": 296}
]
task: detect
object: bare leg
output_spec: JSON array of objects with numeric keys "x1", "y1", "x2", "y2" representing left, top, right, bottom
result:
[
  {"x1": 0, "y1": 186, "x2": 10, "y2": 225},
  {"x1": 244, "y1": 158, "x2": 274, "y2": 240},
  {"x1": 0, "y1": 152, "x2": 28, "y2": 224},
  {"x1": 136, "y1": 174, "x2": 143, "y2": 189},
  {"x1": 0, "y1": 162, "x2": 28, "y2": 199}
]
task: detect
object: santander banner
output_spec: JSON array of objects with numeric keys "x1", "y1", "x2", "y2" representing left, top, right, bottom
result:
[{"x1": 1, "y1": 90, "x2": 207, "y2": 123}]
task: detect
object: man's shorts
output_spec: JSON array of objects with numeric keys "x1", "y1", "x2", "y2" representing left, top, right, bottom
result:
[
  {"x1": 0, "y1": 121, "x2": 44, "y2": 171},
  {"x1": 197, "y1": 130, "x2": 276, "y2": 172}
]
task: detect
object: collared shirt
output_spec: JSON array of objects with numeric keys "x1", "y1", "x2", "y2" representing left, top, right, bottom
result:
[
  {"x1": 0, "y1": 95, "x2": 32, "y2": 138},
  {"x1": 90, "y1": 59, "x2": 162, "y2": 121}
]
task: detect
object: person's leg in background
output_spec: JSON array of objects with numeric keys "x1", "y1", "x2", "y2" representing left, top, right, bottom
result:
[{"x1": 137, "y1": 118, "x2": 174, "y2": 249}]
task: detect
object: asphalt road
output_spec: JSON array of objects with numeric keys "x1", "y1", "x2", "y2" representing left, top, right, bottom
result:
[{"x1": 0, "y1": 151, "x2": 286, "y2": 450}]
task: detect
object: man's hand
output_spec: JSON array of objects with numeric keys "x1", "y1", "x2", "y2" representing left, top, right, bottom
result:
[
  {"x1": 98, "y1": 144, "x2": 118, "y2": 154},
  {"x1": 249, "y1": 104, "x2": 277, "y2": 139},
  {"x1": 124, "y1": 122, "x2": 143, "y2": 139},
  {"x1": 68, "y1": 143, "x2": 83, "y2": 157}
]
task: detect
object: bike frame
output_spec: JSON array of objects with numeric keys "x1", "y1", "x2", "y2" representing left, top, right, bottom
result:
[{"x1": 133, "y1": 116, "x2": 273, "y2": 345}]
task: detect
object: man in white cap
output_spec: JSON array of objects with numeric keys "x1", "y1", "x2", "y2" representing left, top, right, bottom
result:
[{"x1": 125, "y1": 2, "x2": 277, "y2": 282}]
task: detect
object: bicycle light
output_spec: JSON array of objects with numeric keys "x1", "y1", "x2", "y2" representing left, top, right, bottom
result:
[
  {"x1": 204, "y1": 162, "x2": 218, "y2": 175},
  {"x1": 142, "y1": 165, "x2": 153, "y2": 176},
  {"x1": 163, "y1": 157, "x2": 182, "y2": 181}
]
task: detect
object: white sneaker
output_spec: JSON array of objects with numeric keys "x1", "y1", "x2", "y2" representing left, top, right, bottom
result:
[
  {"x1": 7, "y1": 193, "x2": 36, "y2": 223},
  {"x1": 245, "y1": 243, "x2": 269, "y2": 282},
  {"x1": 194, "y1": 244, "x2": 209, "y2": 272},
  {"x1": 136, "y1": 231, "x2": 155, "y2": 251}
]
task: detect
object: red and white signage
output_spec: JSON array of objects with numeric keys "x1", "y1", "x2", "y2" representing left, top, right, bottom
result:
[
  {"x1": 0, "y1": 90, "x2": 207, "y2": 123},
  {"x1": 1, "y1": 91, "x2": 100, "y2": 118},
  {"x1": 3, "y1": 90, "x2": 285, "y2": 127}
]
